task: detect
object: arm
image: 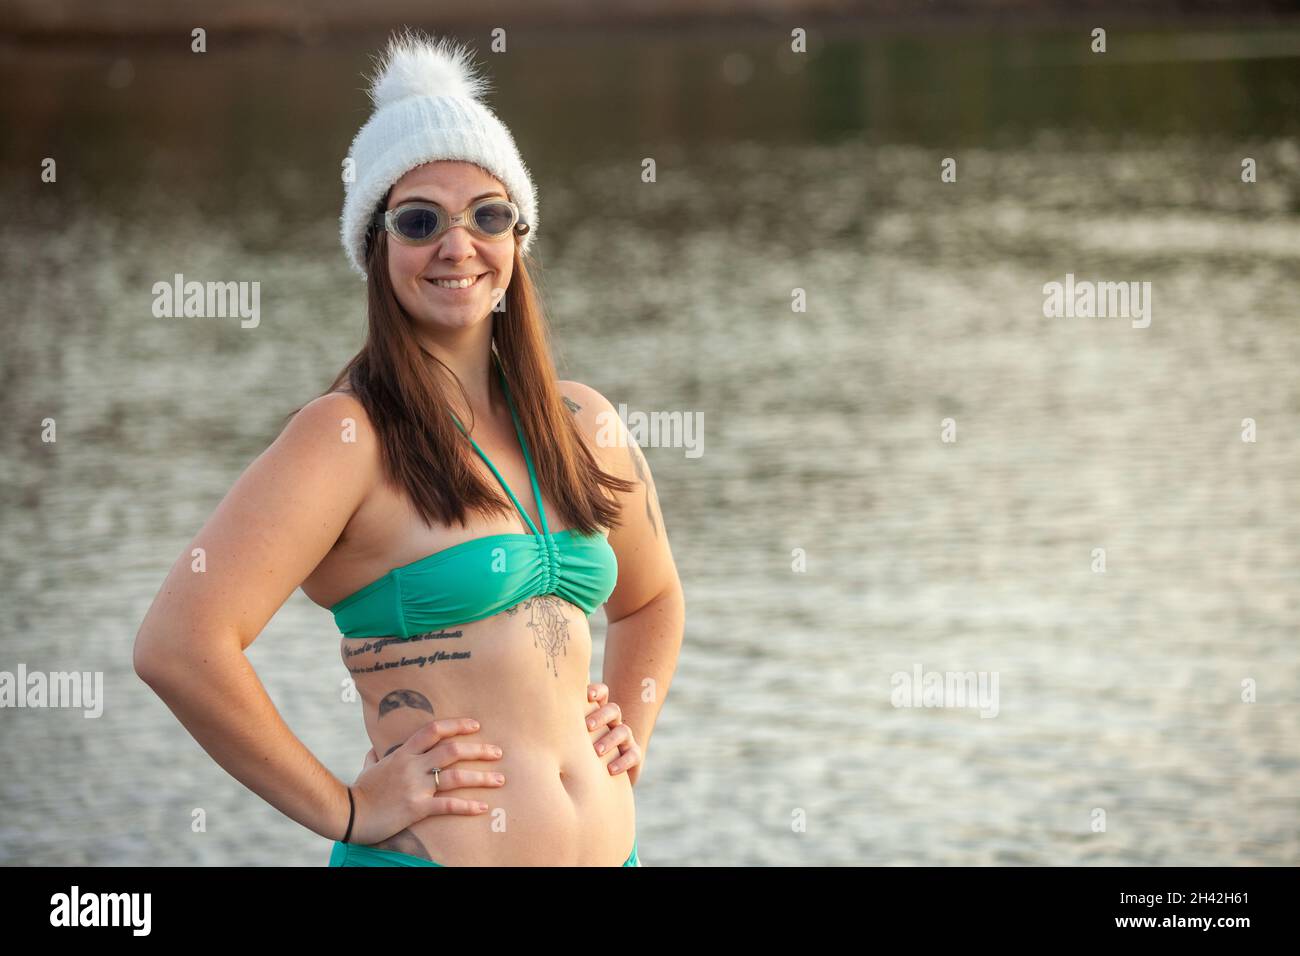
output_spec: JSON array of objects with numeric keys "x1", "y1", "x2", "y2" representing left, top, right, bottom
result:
[
  {"x1": 603, "y1": 585, "x2": 684, "y2": 787},
  {"x1": 561, "y1": 382, "x2": 685, "y2": 786},
  {"x1": 133, "y1": 392, "x2": 378, "y2": 841}
]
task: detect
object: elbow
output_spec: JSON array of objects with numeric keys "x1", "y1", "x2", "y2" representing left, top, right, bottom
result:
[
  {"x1": 132, "y1": 626, "x2": 167, "y2": 688},
  {"x1": 670, "y1": 580, "x2": 685, "y2": 613},
  {"x1": 133, "y1": 619, "x2": 245, "y2": 690},
  {"x1": 133, "y1": 622, "x2": 191, "y2": 691},
  {"x1": 608, "y1": 581, "x2": 686, "y2": 628},
  {"x1": 659, "y1": 580, "x2": 686, "y2": 620}
]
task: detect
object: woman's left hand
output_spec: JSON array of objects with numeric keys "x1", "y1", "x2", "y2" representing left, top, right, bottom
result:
[{"x1": 585, "y1": 682, "x2": 642, "y2": 786}]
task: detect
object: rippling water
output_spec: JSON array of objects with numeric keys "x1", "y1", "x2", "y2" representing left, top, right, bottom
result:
[{"x1": 1, "y1": 24, "x2": 1297, "y2": 865}]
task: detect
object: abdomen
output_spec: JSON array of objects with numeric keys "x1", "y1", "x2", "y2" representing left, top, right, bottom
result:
[{"x1": 341, "y1": 595, "x2": 637, "y2": 865}]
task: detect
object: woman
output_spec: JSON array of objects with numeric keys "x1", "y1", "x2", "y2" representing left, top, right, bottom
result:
[{"x1": 133, "y1": 29, "x2": 685, "y2": 867}]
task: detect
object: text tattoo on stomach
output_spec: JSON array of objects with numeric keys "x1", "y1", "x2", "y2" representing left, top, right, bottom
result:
[
  {"x1": 339, "y1": 596, "x2": 574, "y2": 678},
  {"x1": 343, "y1": 628, "x2": 470, "y2": 674}
]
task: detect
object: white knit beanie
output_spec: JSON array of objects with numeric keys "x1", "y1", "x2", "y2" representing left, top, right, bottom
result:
[{"x1": 340, "y1": 27, "x2": 539, "y2": 279}]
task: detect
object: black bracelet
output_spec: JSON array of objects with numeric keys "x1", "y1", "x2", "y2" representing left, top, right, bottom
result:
[{"x1": 342, "y1": 786, "x2": 355, "y2": 843}]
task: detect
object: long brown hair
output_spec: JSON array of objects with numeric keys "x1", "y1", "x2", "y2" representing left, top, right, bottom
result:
[{"x1": 285, "y1": 195, "x2": 636, "y2": 536}]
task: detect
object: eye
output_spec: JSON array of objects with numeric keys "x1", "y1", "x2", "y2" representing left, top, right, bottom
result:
[
  {"x1": 393, "y1": 206, "x2": 441, "y2": 239},
  {"x1": 474, "y1": 202, "x2": 514, "y2": 235}
]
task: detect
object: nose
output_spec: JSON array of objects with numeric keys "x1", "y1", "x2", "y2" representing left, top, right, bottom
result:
[{"x1": 435, "y1": 225, "x2": 478, "y2": 262}]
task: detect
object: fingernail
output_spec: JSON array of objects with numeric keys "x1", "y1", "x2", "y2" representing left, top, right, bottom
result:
[
  {"x1": 596, "y1": 743, "x2": 605, "y2": 753},
  {"x1": 586, "y1": 718, "x2": 594, "y2": 728}
]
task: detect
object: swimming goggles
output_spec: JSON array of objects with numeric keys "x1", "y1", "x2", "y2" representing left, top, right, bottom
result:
[{"x1": 371, "y1": 198, "x2": 530, "y2": 245}]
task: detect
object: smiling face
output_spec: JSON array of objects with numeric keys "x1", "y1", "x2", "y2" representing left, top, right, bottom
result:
[{"x1": 384, "y1": 161, "x2": 516, "y2": 334}]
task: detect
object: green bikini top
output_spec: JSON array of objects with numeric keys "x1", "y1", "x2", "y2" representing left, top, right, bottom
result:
[{"x1": 330, "y1": 356, "x2": 618, "y2": 640}]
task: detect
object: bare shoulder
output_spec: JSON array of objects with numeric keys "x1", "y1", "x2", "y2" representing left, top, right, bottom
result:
[
  {"x1": 275, "y1": 390, "x2": 381, "y2": 481},
  {"x1": 289, "y1": 390, "x2": 375, "y2": 437},
  {"x1": 557, "y1": 379, "x2": 635, "y2": 479},
  {"x1": 556, "y1": 379, "x2": 614, "y2": 419},
  {"x1": 556, "y1": 379, "x2": 675, "y2": 617}
]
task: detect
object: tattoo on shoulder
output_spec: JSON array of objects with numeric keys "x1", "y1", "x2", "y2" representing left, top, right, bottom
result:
[
  {"x1": 627, "y1": 441, "x2": 661, "y2": 538},
  {"x1": 562, "y1": 395, "x2": 582, "y2": 414}
]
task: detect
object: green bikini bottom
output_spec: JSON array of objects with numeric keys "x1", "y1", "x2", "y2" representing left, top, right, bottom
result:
[{"x1": 329, "y1": 835, "x2": 640, "y2": 867}]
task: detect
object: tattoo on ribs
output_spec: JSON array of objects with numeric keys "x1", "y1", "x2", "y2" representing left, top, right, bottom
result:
[
  {"x1": 377, "y1": 688, "x2": 435, "y2": 719},
  {"x1": 342, "y1": 629, "x2": 465, "y2": 658},
  {"x1": 343, "y1": 629, "x2": 471, "y2": 674},
  {"x1": 504, "y1": 595, "x2": 572, "y2": 677},
  {"x1": 346, "y1": 651, "x2": 471, "y2": 675}
]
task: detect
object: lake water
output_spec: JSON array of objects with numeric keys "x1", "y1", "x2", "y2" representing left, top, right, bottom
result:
[{"x1": 1, "y1": 23, "x2": 1297, "y2": 865}]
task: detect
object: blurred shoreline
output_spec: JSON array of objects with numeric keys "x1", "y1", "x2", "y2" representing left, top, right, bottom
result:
[{"x1": 3, "y1": 0, "x2": 1300, "y2": 48}]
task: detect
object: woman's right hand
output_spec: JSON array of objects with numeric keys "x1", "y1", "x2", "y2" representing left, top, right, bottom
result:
[{"x1": 345, "y1": 717, "x2": 505, "y2": 845}]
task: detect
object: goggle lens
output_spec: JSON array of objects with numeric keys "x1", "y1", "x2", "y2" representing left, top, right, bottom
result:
[
  {"x1": 472, "y1": 202, "x2": 515, "y2": 237},
  {"x1": 392, "y1": 206, "x2": 441, "y2": 240}
]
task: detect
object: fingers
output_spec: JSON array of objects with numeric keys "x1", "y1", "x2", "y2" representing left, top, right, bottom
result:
[
  {"x1": 421, "y1": 766, "x2": 507, "y2": 792},
  {"x1": 419, "y1": 754, "x2": 505, "y2": 818},
  {"x1": 424, "y1": 736, "x2": 504, "y2": 773},
  {"x1": 593, "y1": 722, "x2": 632, "y2": 757},
  {"x1": 584, "y1": 700, "x2": 622, "y2": 731},
  {"x1": 404, "y1": 717, "x2": 482, "y2": 755},
  {"x1": 607, "y1": 740, "x2": 642, "y2": 776},
  {"x1": 583, "y1": 683, "x2": 608, "y2": 721},
  {"x1": 428, "y1": 797, "x2": 495, "y2": 815},
  {"x1": 590, "y1": 719, "x2": 640, "y2": 776}
]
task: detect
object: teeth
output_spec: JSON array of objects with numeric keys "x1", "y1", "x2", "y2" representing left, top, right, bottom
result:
[{"x1": 431, "y1": 275, "x2": 480, "y2": 289}]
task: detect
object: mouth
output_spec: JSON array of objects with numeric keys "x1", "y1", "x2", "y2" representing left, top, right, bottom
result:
[{"x1": 424, "y1": 273, "x2": 486, "y2": 293}]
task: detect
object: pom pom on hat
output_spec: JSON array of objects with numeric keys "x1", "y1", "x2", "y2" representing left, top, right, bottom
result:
[{"x1": 367, "y1": 27, "x2": 492, "y2": 110}]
